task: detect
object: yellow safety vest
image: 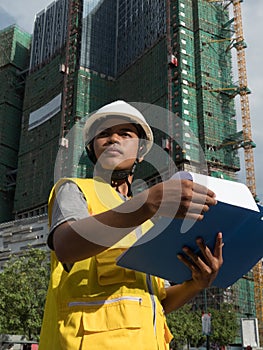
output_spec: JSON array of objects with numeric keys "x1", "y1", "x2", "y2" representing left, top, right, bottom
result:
[{"x1": 39, "y1": 177, "x2": 173, "y2": 350}]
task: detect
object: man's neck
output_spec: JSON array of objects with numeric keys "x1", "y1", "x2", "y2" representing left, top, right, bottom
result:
[
  {"x1": 94, "y1": 167, "x2": 133, "y2": 197},
  {"x1": 111, "y1": 175, "x2": 134, "y2": 197}
]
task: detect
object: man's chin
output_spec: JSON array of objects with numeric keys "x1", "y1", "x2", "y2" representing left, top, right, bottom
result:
[{"x1": 97, "y1": 163, "x2": 123, "y2": 171}]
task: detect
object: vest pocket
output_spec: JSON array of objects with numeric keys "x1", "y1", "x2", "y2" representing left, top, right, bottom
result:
[
  {"x1": 95, "y1": 248, "x2": 136, "y2": 285},
  {"x1": 60, "y1": 296, "x2": 166, "y2": 350},
  {"x1": 59, "y1": 297, "x2": 142, "y2": 349},
  {"x1": 81, "y1": 296, "x2": 142, "y2": 332},
  {"x1": 81, "y1": 296, "x2": 152, "y2": 350}
]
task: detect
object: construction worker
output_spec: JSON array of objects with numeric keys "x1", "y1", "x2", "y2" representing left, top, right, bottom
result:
[{"x1": 39, "y1": 100, "x2": 223, "y2": 350}]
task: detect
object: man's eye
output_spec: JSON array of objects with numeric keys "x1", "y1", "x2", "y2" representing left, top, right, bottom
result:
[
  {"x1": 97, "y1": 131, "x2": 108, "y2": 137},
  {"x1": 120, "y1": 132, "x2": 131, "y2": 137}
]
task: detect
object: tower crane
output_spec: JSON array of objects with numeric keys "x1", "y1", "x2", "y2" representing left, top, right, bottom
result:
[
  {"x1": 232, "y1": 0, "x2": 256, "y2": 198},
  {"x1": 58, "y1": 0, "x2": 82, "y2": 177},
  {"x1": 209, "y1": 0, "x2": 263, "y2": 343},
  {"x1": 231, "y1": 1, "x2": 263, "y2": 344}
]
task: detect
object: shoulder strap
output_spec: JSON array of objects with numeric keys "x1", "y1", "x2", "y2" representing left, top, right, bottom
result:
[{"x1": 48, "y1": 177, "x2": 125, "y2": 226}]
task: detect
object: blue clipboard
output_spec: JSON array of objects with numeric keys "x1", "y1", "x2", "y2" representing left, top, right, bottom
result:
[{"x1": 117, "y1": 174, "x2": 263, "y2": 288}]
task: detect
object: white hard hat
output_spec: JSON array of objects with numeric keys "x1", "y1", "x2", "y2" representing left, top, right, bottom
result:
[{"x1": 83, "y1": 100, "x2": 154, "y2": 156}]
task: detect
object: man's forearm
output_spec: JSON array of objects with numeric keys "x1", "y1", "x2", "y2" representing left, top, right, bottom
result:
[
  {"x1": 162, "y1": 280, "x2": 204, "y2": 314},
  {"x1": 53, "y1": 189, "x2": 155, "y2": 263}
]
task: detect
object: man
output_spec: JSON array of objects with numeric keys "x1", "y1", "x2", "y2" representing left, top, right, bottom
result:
[{"x1": 39, "y1": 100, "x2": 223, "y2": 349}]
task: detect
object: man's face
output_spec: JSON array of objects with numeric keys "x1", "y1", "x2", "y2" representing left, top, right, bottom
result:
[{"x1": 93, "y1": 118, "x2": 141, "y2": 170}]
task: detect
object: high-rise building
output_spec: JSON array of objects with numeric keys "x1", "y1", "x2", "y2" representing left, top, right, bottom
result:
[
  {"x1": 0, "y1": 25, "x2": 31, "y2": 222},
  {"x1": 13, "y1": 0, "x2": 240, "y2": 218},
  {"x1": 0, "y1": 0, "x2": 260, "y2": 345}
]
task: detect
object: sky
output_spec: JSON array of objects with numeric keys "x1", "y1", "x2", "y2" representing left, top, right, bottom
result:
[{"x1": 0, "y1": 0, "x2": 262, "y2": 201}]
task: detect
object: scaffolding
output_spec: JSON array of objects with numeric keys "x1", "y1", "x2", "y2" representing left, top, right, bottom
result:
[
  {"x1": 167, "y1": 0, "x2": 239, "y2": 176},
  {"x1": 231, "y1": 0, "x2": 256, "y2": 197},
  {"x1": 13, "y1": 55, "x2": 64, "y2": 216},
  {"x1": 207, "y1": 0, "x2": 262, "y2": 343},
  {"x1": 0, "y1": 3, "x2": 259, "y2": 345},
  {"x1": 60, "y1": 0, "x2": 82, "y2": 136},
  {"x1": 10, "y1": 0, "x2": 243, "y2": 211},
  {"x1": 0, "y1": 25, "x2": 31, "y2": 223},
  {"x1": 232, "y1": 0, "x2": 263, "y2": 343}
]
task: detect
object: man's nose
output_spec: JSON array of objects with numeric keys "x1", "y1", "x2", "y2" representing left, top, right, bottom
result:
[{"x1": 107, "y1": 132, "x2": 121, "y2": 143}]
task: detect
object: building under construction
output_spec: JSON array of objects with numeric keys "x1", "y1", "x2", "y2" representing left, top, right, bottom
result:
[
  {"x1": 0, "y1": 25, "x2": 31, "y2": 222},
  {"x1": 0, "y1": 0, "x2": 262, "y2": 346}
]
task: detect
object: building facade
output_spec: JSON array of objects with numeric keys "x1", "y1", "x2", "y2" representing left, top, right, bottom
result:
[
  {"x1": 0, "y1": 25, "x2": 31, "y2": 223},
  {"x1": 0, "y1": 0, "x2": 259, "y2": 345}
]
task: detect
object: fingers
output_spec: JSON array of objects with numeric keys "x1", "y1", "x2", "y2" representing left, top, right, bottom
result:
[
  {"x1": 178, "y1": 180, "x2": 217, "y2": 208},
  {"x1": 179, "y1": 197, "x2": 213, "y2": 221},
  {"x1": 158, "y1": 179, "x2": 217, "y2": 220},
  {"x1": 192, "y1": 183, "x2": 217, "y2": 206},
  {"x1": 195, "y1": 233, "x2": 223, "y2": 267},
  {"x1": 213, "y1": 232, "x2": 224, "y2": 261},
  {"x1": 182, "y1": 182, "x2": 217, "y2": 220},
  {"x1": 177, "y1": 232, "x2": 224, "y2": 288},
  {"x1": 179, "y1": 206, "x2": 209, "y2": 221},
  {"x1": 179, "y1": 244, "x2": 208, "y2": 272},
  {"x1": 192, "y1": 182, "x2": 216, "y2": 199},
  {"x1": 176, "y1": 253, "x2": 194, "y2": 273}
]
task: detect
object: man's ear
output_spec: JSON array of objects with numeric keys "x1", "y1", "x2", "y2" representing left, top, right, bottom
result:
[
  {"x1": 86, "y1": 142, "x2": 97, "y2": 164},
  {"x1": 137, "y1": 139, "x2": 147, "y2": 160},
  {"x1": 137, "y1": 144, "x2": 145, "y2": 163}
]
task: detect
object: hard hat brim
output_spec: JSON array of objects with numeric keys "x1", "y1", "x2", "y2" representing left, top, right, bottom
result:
[{"x1": 83, "y1": 102, "x2": 154, "y2": 156}]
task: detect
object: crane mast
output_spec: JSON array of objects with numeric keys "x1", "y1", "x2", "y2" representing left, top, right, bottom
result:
[
  {"x1": 231, "y1": 1, "x2": 263, "y2": 343},
  {"x1": 208, "y1": 0, "x2": 256, "y2": 200},
  {"x1": 209, "y1": 0, "x2": 262, "y2": 343},
  {"x1": 232, "y1": 0, "x2": 256, "y2": 198}
]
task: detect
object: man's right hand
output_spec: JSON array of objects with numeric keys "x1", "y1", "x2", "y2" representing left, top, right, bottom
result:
[{"x1": 147, "y1": 179, "x2": 217, "y2": 220}]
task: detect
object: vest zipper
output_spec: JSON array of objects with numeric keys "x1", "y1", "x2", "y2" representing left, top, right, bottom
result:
[
  {"x1": 146, "y1": 274, "x2": 157, "y2": 334},
  {"x1": 68, "y1": 296, "x2": 142, "y2": 307}
]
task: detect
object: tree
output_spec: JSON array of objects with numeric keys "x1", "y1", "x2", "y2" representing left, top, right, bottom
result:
[
  {"x1": 167, "y1": 304, "x2": 204, "y2": 349},
  {"x1": 0, "y1": 248, "x2": 50, "y2": 340},
  {"x1": 167, "y1": 303, "x2": 239, "y2": 349},
  {"x1": 209, "y1": 304, "x2": 239, "y2": 346}
]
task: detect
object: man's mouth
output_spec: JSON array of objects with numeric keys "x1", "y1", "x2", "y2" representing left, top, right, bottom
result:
[{"x1": 104, "y1": 146, "x2": 123, "y2": 155}]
